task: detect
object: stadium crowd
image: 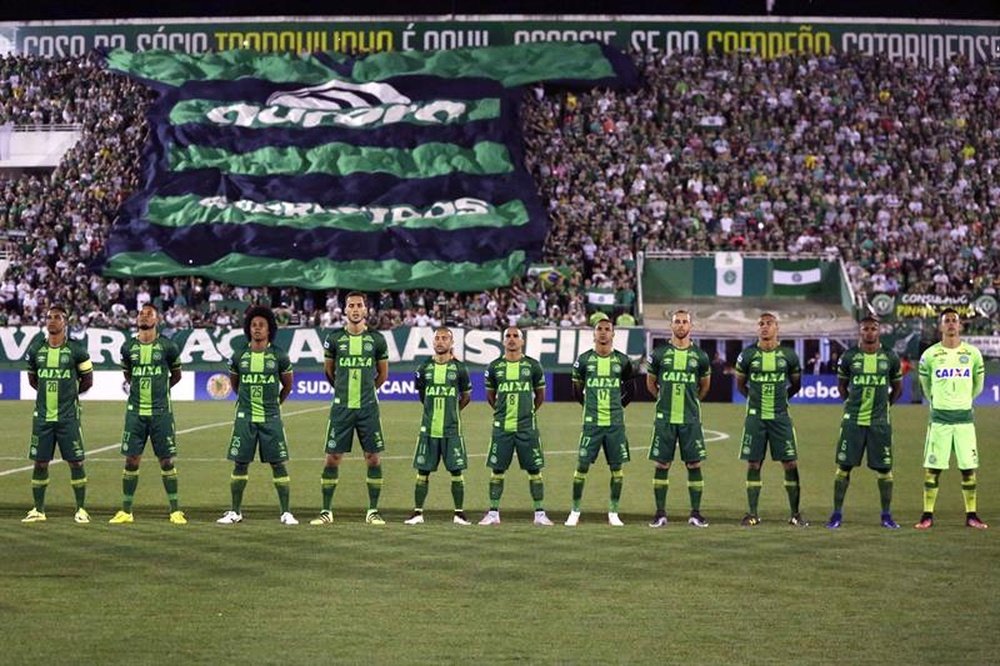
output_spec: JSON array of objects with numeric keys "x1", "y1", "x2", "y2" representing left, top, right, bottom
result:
[{"x1": 0, "y1": 50, "x2": 998, "y2": 334}]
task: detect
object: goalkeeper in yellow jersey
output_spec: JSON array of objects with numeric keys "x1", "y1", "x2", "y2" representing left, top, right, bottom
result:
[{"x1": 914, "y1": 309, "x2": 987, "y2": 530}]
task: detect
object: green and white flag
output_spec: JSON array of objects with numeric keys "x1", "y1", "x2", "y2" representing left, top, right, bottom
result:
[
  {"x1": 586, "y1": 288, "x2": 616, "y2": 308},
  {"x1": 715, "y1": 251, "x2": 743, "y2": 297},
  {"x1": 772, "y1": 259, "x2": 822, "y2": 294}
]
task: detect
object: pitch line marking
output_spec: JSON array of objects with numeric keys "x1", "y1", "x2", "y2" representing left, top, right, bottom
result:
[
  {"x1": 0, "y1": 415, "x2": 729, "y2": 474},
  {"x1": 0, "y1": 406, "x2": 330, "y2": 477}
]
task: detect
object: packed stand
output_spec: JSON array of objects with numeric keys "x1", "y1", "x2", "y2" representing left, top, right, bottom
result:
[
  {"x1": 522, "y1": 49, "x2": 999, "y2": 328},
  {"x1": 0, "y1": 50, "x2": 998, "y2": 334}
]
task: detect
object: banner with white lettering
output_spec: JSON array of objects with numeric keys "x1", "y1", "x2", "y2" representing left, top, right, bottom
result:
[{"x1": 0, "y1": 326, "x2": 646, "y2": 371}]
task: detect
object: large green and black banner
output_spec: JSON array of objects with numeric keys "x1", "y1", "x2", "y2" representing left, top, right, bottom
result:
[{"x1": 99, "y1": 44, "x2": 636, "y2": 290}]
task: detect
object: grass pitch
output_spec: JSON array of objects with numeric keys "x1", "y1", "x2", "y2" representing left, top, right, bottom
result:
[{"x1": 0, "y1": 401, "x2": 997, "y2": 664}]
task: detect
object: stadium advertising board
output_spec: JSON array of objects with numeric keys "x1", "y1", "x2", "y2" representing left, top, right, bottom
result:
[
  {"x1": 192, "y1": 370, "x2": 553, "y2": 402},
  {"x1": 16, "y1": 370, "x2": 196, "y2": 401},
  {"x1": 730, "y1": 373, "x2": 1000, "y2": 406},
  {"x1": 4, "y1": 18, "x2": 997, "y2": 66},
  {"x1": 0, "y1": 370, "x2": 20, "y2": 399},
  {"x1": 0, "y1": 326, "x2": 645, "y2": 371}
]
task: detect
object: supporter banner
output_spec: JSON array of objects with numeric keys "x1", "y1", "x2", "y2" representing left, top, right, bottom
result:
[
  {"x1": 100, "y1": 45, "x2": 637, "y2": 291},
  {"x1": 772, "y1": 259, "x2": 823, "y2": 296},
  {"x1": 0, "y1": 326, "x2": 646, "y2": 371},
  {"x1": 892, "y1": 293, "x2": 989, "y2": 319},
  {"x1": 8, "y1": 18, "x2": 1000, "y2": 66},
  {"x1": 714, "y1": 251, "x2": 743, "y2": 298}
]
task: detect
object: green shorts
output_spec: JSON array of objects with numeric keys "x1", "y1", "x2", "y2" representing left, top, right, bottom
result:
[
  {"x1": 30, "y1": 417, "x2": 85, "y2": 463},
  {"x1": 835, "y1": 419, "x2": 892, "y2": 470},
  {"x1": 578, "y1": 425, "x2": 631, "y2": 467},
  {"x1": 413, "y1": 433, "x2": 467, "y2": 473},
  {"x1": 486, "y1": 429, "x2": 545, "y2": 472},
  {"x1": 923, "y1": 422, "x2": 978, "y2": 470},
  {"x1": 227, "y1": 416, "x2": 289, "y2": 464},
  {"x1": 739, "y1": 415, "x2": 798, "y2": 462},
  {"x1": 120, "y1": 410, "x2": 177, "y2": 459},
  {"x1": 324, "y1": 405, "x2": 385, "y2": 454},
  {"x1": 648, "y1": 419, "x2": 707, "y2": 464}
]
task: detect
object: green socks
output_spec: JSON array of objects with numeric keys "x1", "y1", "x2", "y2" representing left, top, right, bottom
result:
[
  {"x1": 69, "y1": 465, "x2": 87, "y2": 510},
  {"x1": 528, "y1": 472, "x2": 544, "y2": 510},
  {"x1": 321, "y1": 465, "x2": 339, "y2": 511},
  {"x1": 122, "y1": 464, "x2": 140, "y2": 512},
  {"x1": 161, "y1": 465, "x2": 179, "y2": 511},
  {"x1": 366, "y1": 464, "x2": 383, "y2": 510},
  {"x1": 653, "y1": 467, "x2": 669, "y2": 512},
  {"x1": 833, "y1": 467, "x2": 851, "y2": 513},
  {"x1": 746, "y1": 467, "x2": 762, "y2": 514},
  {"x1": 877, "y1": 471, "x2": 893, "y2": 513},
  {"x1": 489, "y1": 471, "x2": 504, "y2": 510},
  {"x1": 784, "y1": 468, "x2": 801, "y2": 514},
  {"x1": 272, "y1": 464, "x2": 290, "y2": 513},
  {"x1": 572, "y1": 465, "x2": 589, "y2": 511},
  {"x1": 230, "y1": 463, "x2": 249, "y2": 513},
  {"x1": 687, "y1": 467, "x2": 704, "y2": 512},
  {"x1": 31, "y1": 467, "x2": 49, "y2": 512},
  {"x1": 414, "y1": 472, "x2": 429, "y2": 511},
  {"x1": 609, "y1": 467, "x2": 624, "y2": 513},
  {"x1": 450, "y1": 473, "x2": 464, "y2": 511}
]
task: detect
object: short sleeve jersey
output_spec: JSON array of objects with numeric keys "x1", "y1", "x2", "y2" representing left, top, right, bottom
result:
[
  {"x1": 229, "y1": 343, "x2": 292, "y2": 423},
  {"x1": 644, "y1": 343, "x2": 710, "y2": 424},
  {"x1": 918, "y1": 341, "x2": 985, "y2": 424},
  {"x1": 485, "y1": 355, "x2": 546, "y2": 432},
  {"x1": 120, "y1": 336, "x2": 181, "y2": 416},
  {"x1": 838, "y1": 346, "x2": 902, "y2": 426},
  {"x1": 572, "y1": 349, "x2": 634, "y2": 427},
  {"x1": 324, "y1": 329, "x2": 389, "y2": 410},
  {"x1": 25, "y1": 336, "x2": 93, "y2": 422},
  {"x1": 414, "y1": 357, "x2": 472, "y2": 437},
  {"x1": 734, "y1": 344, "x2": 801, "y2": 420}
]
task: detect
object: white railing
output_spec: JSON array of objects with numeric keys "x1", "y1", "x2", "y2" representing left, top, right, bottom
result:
[
  {"x1": 643, "y1": 249, "x2": 839, "y2": 261},
  {"x1": 12, "y1": 123, "x2": 83, "y2": 133}
]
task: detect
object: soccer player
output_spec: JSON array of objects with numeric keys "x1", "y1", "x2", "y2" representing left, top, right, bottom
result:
[
  {"x1": 311, "y1": 292, "x2": 389, "y2": 526},
  {"x1": 216, "y1": 305, "x2": 297, "y2": 525},
  {"x1": 825, "y1": 316, "x2": 903, "y2": 529},
  {"x1": 109, "y1": 304, "x2": 186, "y2": 525},
  {"x1": 404, "y1": 327, "x2": 473, "y2": 525},
  {"x1": 644, "y1": 309, "x2": 711, "y2": 528},
  {"x1": 22, "y1": 305, "x2": 93, "y2": 523},
  {"x1": 915, "y1": 308, "x2": 987, "y2": 530},
  {"x1": 478, "y1": 327, "x2": 553, "y2": 526},
  {"x1": 734, "y1": 312, "x2": 808, "y2": 527},
  {"x1": 566, "y1": 317, "x2": 636, "y2": 527}
]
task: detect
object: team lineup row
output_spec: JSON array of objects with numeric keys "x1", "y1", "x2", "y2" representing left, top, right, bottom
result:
[{"x1": 19, "y1": 294, "x2": 988, "y2": 531}]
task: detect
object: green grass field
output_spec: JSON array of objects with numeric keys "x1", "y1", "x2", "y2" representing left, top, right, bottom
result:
[{"x1": 1, "y1": 401, "x2": 997, "y2": 664}]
